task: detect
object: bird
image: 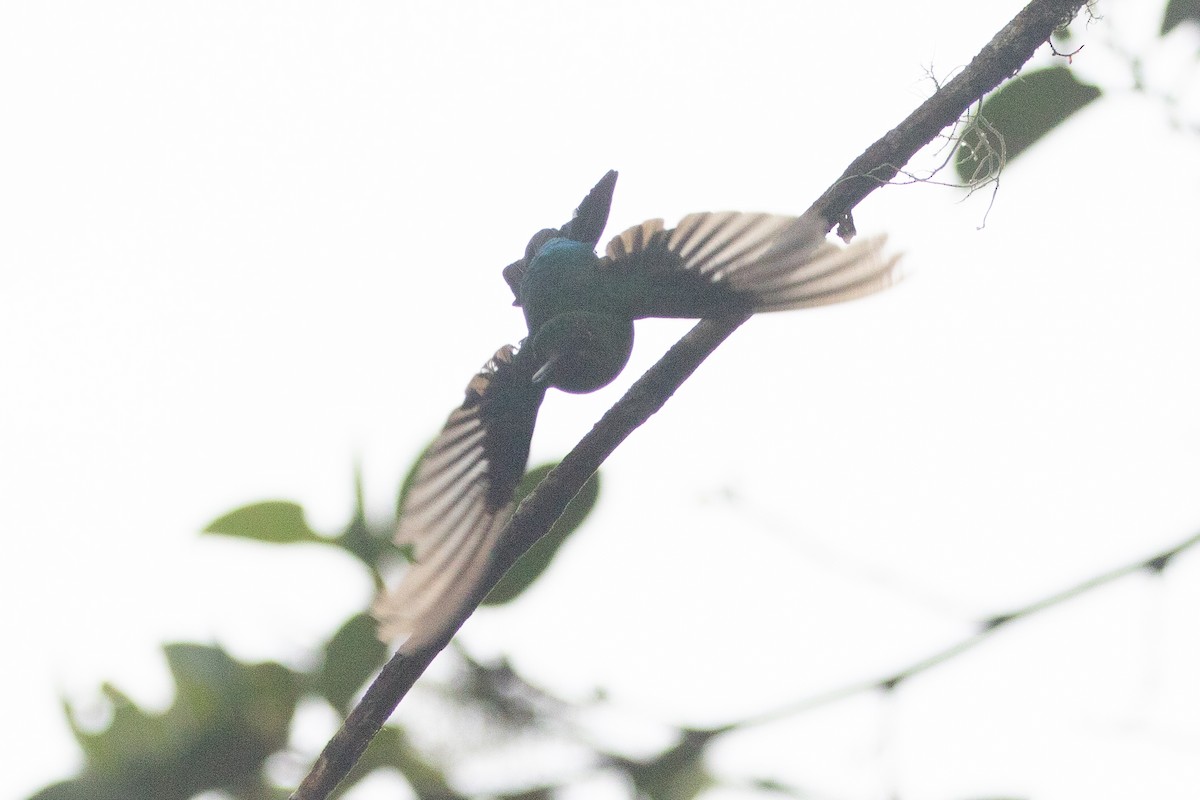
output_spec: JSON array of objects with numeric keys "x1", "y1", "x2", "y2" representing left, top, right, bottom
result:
[{"x1": 373, "y1": 170, "x2": 899, "y2": 649}]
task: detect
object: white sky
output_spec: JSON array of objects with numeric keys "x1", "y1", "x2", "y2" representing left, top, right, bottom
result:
[{"x1": 3, "y1": 1, "x2": 1199, "y2": 798}]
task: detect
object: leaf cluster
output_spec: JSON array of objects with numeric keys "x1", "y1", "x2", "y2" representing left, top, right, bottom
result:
[{"x1": 32, "y1": 461, "x2": 602, "y2": 800}]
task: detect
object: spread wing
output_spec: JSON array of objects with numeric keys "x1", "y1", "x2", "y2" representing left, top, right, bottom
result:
[
  {"x1": 503, "y1": 170, "x2": 619, "y2": 302},
  {"x1": 602, "y1": 213, "x2": 899, "y2": 318},
  {"x1": 373, "y1": 344, "x2": 546, "y2": 649}
]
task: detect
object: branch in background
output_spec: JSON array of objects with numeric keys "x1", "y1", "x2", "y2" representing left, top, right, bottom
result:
[
  {"x1": 397, "y1": 524, "x2": 1200, "y2": 797},
  {"x1": 290, "y1": 1, "x2": 1091, "y2": 797},
  {"x1": 720, "y1": 527, "x2": 1200, "y2": 730}
]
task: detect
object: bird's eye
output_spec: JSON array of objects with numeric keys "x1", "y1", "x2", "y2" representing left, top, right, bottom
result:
[{"x1": 524, "y1": 229, "x2": 560, "y2": 264}]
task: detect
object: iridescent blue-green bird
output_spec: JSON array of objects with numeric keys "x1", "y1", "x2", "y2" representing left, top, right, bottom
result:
[{"x1": 374, "y1": 171, "x2": 899, "y2": 647}]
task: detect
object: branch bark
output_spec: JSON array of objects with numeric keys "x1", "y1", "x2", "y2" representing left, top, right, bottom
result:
[{"x1": 291, "y1": 1, "x2": 1090, "y2": 797}]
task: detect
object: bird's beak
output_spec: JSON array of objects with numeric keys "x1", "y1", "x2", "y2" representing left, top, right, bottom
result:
[{"x1": 532, "y1": 354, "x2": 560, "y2": 385}]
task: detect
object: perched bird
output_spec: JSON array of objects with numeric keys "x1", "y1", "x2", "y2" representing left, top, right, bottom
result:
[{"x1": 374, "y1": 171, "x2": 899, "y2": 648}]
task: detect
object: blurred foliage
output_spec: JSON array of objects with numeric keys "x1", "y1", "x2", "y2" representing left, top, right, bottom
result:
[
  {"x1": 955, "y1": 0, "x2": 1197, "y2": 185},
  {"x1": 204, "y1": 466, "x2": 393, "y2": 577},
  {"x1": 32, "y1": 644, "x2": 301, "y2": 800},
  {"x1": 1161, "y1": 0, "x2": 1200, "y2": 34},
  {"x1": 206, "y1": 501, "x2": 326, "y2": 546},
  {"x1": 484, "y1": 465, "x2": 601, "y2": 606},
  {"x1": 202, "y1": 460, "x2": 600, "y2": 612},
  {"x1": 31, "y1": 460, "x2": 616, "y2": 800},
  {"x1": 312, "y1": 614, "x2": 388, "y2": 714},
  {"x1": 955, "y1": 66, "x2": 1101, "y2": 184},
  {"x1": 611, "y1": 729, "x2": 722, "y2": 800}
]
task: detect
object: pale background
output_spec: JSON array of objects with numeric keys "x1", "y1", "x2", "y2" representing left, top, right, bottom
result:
[{"x1": 3, "y1": 1, "x2": 1199, "y2": 798}]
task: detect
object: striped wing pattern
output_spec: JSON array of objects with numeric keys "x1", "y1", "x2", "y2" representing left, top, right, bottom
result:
[
  {"x1": 377, "y1": 182, "x2": 900, "y2": 648},
  {"x1": 605, "y1": 213, "x2": 899, "y2": 316},
  {"x1": 373, "y1": 345, "x2": 544, "y2": 648}
]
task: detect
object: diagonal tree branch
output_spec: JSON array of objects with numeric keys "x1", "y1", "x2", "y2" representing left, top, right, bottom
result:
[
  {"x1": 291, "y1": 1, "x2": 1090, "y2": 797},
  {"x1": 715, "y1": 527, "x2": 1200, "y2": 731}
]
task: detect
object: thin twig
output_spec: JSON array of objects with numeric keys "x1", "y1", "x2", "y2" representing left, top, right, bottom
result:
[{"x1": 722, "y1": 528, "x2": 1200, "y2": 730}]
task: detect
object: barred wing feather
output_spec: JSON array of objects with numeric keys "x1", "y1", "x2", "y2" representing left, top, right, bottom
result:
[
  {"x1": 604, "y1": 213, "x2": 899, "y2": 317},
  {"x1": 373, "y1": 345, "x2": 545, "y2": 648}
]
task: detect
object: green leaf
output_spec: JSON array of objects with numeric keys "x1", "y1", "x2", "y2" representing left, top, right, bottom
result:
[
  {"x1": 311, "y1": 613, "x2": 388, "y2": 712},
  {"x1": 956, "y1": 66, "x2": 1101, "y2": 183},
  {"x1": 37, "y1": 644, "x2": 300, "y2": 800},
  {"x1": 622, "y1": 729, "x2": 718, "y2": 800},
  {"x1": 1162, "y1": 0, "x2": 1200, "y2": 34},
  {"x1": 332, "y1": 467, "x2": 392, "y2": 572},
  {"x1": 27, "y1": 782, "x2": 93, "y2": 800},
  {"x1": 191, "y1": 643, "x2": 293, "y2": 750},
  {"x1": 204, "y1": 500, "x2": 324, "y2": 545},
  {"x1": 482, "y1": 463, "x2": 601, "y2": 606}
]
